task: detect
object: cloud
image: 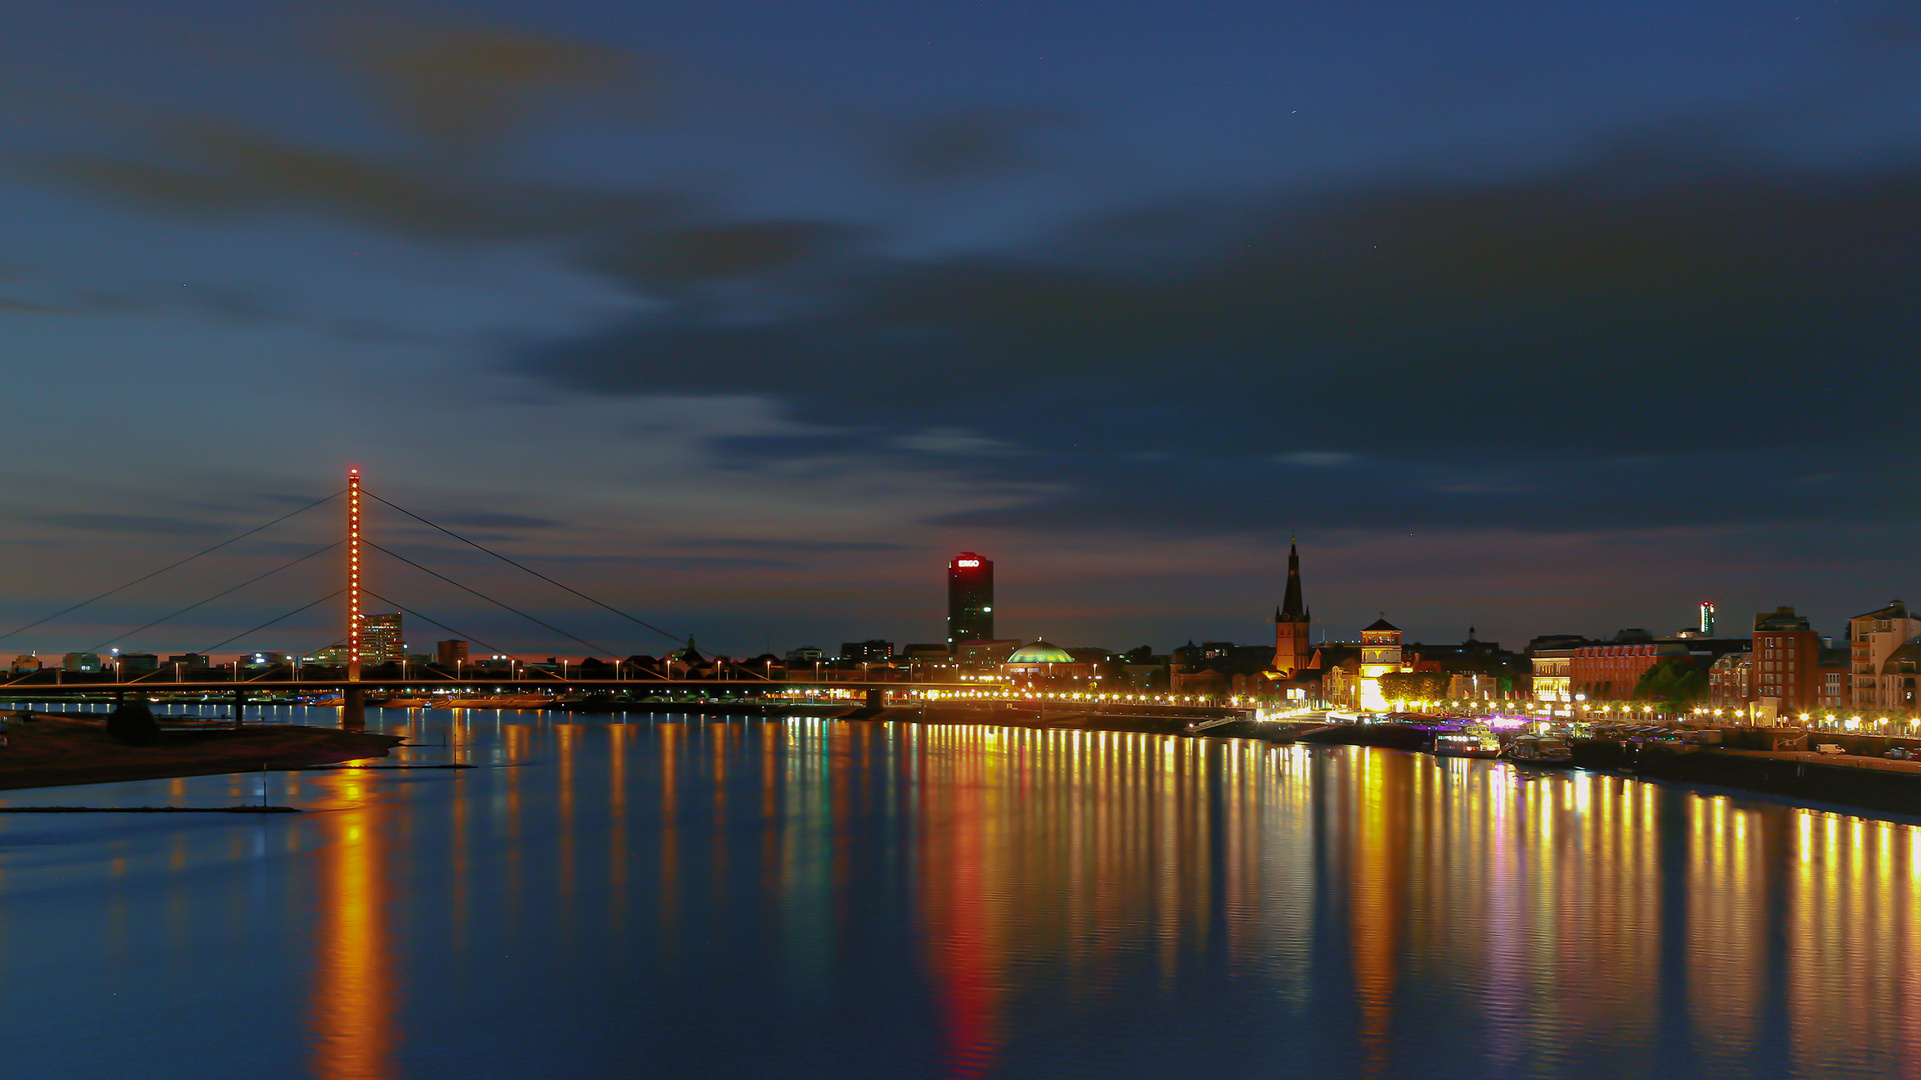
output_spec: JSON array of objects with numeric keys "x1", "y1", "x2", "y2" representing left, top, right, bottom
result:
[
  {"x1": 580, "y1": 220, "x2": 867, "y2": 292},
  {"x1": 670, "y1": 538, "x2": 913, "y2": 553},
  {"x1": 434, "y1": 512, "x2": 563, "y2": 530},
  {"x1": 875, "y1": 108, "x2": 1073, "y2": 182},
  {"x1": 32, "y1": 116, "x2": 696, "y2": 243},
  {"x1": 513, "y1": 126, "x2": 1921, "y2": 535},
  {"x1": 0, "y1": 296, "x2": 73, "y2": 314},
  {"x1": 323, "y1": 8, "x2": 656, "y2": 158},
  {"x1": 40, "y1": 513, "x2": 229, "y2": 536},
  {"x1": 1275, "y1": 451, "x2": 1354, "y2": 467},
  {"x1": 16, "y1": 10, "x2": 689, "y2": 248},
  {"x1": 891, "y1": 428, "x2": 1026, "y2": 457}
]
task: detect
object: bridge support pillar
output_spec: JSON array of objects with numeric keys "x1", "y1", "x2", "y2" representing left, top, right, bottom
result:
[
  {"x1": 232, "y1": 688, "x2": 245, "y2": 728},
  {"x1": 341, "y1": 686, "x2": 365, "y2": 731},
  {"x1": 865, "y1": 687, "x2": 884, "y2": 711}
]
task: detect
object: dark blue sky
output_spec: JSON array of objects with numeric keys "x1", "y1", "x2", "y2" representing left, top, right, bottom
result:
[{"x1": 3, "y1": 0, "x2": 1917, "y2": 659}]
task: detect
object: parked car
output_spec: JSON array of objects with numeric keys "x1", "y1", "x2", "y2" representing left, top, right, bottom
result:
[{"x1": 1886, "y1": 748, "x2": 1908, "y2": 760}]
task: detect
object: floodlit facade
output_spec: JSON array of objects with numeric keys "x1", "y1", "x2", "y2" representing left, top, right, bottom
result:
[
  {"x1": 1531, "y1": 648, "x2": 1575, "y2": 702},
  {"x1": 1358, "y1": 619, "x2": 1403, "y2": 711}
]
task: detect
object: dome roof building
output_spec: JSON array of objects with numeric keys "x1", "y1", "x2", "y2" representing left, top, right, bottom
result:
[
  {"x1": 1001, "y1": 639, "x2": 1096, "y2": 684},
  {"x1": 1006, "y1": 640, "x2": 1075, "y2": 665}
]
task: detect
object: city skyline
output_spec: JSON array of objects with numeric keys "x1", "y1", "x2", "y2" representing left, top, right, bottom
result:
[
  {"x1": 2, "y1": 1, "x2": 1916, "y2": 656},
  {"x1": 0, "y1": 514, "x2": 1895, "y2": 664}
]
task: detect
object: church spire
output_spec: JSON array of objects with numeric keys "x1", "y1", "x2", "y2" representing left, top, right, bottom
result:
[{"x1": 1280, "y1": 540, "x2": 1306, "y2": 621}]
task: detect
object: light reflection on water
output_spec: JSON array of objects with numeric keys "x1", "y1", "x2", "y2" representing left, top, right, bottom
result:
[{"x1": 0, "y1": 707, "x2": 1919, "y2": 1078}]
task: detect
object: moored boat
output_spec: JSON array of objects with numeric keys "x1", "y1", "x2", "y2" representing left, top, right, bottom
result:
[
  {"x1": 1504, "y1": 733, "x2": 1574, "y2": 765},
  {"x1": 1433, "y1": 723, "x2": 1502, "y2": 758}
]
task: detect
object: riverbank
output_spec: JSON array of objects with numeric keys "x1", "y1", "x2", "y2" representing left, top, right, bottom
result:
[
  {"x1": 1573, "y1": 740, "x2": 1921, "y2": 816},
  {"x1": 0, "y1": 714, "x2": 402, "y2": 792},
  {"x1": 871, "y1": 704, "x2": 1921, "y2": 817}
]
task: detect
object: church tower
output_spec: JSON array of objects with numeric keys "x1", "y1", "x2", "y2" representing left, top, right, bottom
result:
[{"x1": 1272, "y1": 541, "x2": 1312, "y2": 676}]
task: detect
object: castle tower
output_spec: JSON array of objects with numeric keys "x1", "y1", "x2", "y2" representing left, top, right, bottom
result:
[{"x1": 1272, "y1": 541, "x2": 1312, "y2": 676}]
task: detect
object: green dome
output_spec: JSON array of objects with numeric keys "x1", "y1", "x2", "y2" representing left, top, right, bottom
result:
[{"x1": 1007, "y1": 640, "x2": 1075, "y2": 664}]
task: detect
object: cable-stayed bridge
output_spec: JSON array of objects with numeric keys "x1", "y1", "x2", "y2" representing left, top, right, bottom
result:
[{"x1": 0, "y1": 469, "x2": 991, "y2": 726}]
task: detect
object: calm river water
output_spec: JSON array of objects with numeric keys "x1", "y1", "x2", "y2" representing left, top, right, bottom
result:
[{"x1": 3, "y1": 707, "x2": 1919, "y2": 1079}]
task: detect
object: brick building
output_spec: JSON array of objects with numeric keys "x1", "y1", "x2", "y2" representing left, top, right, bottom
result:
[
  {"x1": 1751, "y1": 607, "x2": 1822, "y2": 717},
  {"x1": 1271, "y1": 541, "x2": 1312, "y2": 677},
  {"x1": 1570, "y1": 639, "x2": 1685, "y2": 700}
]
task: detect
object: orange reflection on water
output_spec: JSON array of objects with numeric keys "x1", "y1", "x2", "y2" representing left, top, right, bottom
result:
[
  {"x1": 1348, "y1": 749, "x2": 1409, "y2": 1078},
  {"x1": 659, "y1": 721, "x2": 681, "y2": 942},
  {"x1": 916, "y1": 724, "x2": 1003, "y2": 1079},
  {"x1": 308, "y1": 815, "x2": 397, "y2": 1080}
]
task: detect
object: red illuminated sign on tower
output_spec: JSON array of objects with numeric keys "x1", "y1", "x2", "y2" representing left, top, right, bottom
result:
[{"x1": 947, "y1": 552, "x2": 993, "y2": 649}]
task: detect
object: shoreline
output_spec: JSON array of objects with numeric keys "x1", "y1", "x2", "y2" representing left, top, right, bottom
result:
[
  {"x1": 10, "y1": 700, "x2": 1917, "y2": 819},
  {"x1": 873, "y1": 704, "x2": 1921, "y2": 817},
  {"x1": 0, "y1": 714, "x2": 402, "y2": 793}
]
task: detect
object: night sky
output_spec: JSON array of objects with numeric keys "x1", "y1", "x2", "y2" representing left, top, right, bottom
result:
[{"x1": 3, "y1": 0, "x2": 1918, "y2": 659}]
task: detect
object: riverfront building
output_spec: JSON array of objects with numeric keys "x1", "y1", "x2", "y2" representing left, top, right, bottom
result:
[
  {"x1": 1532, "y1": 648, "x2": 1575, "y2": 702},
  {"x1": 957, "y1": 637, "x2": 1023, "y2": 673},
  {"x1": 1001, "y1": 640, "x2": 1095, "y2": 683},
  {"x1": 1357, "y1": 619, "x2": 1404, "y2": 711},
  {"x1": 1847, "y1": 601, "x2": 1921, "y2": 710},
  {"x1": 1752, "y1": 607, "x2": 1821, "y2": 717},
  {"x1": 947, "y1": 552, "x2": 994, "y2": 652},
  {"x1": 1569, "y1": 639, "x2": 1685, "y2": 700}
]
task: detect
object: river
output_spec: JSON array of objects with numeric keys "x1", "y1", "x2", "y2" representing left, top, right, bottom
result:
[{"x1": 1, "y1": 706, "x2": 1917, "y2": 1079}]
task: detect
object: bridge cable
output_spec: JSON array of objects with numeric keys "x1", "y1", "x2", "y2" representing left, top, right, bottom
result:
[
  {"x1": 87, "y1": 541, "x2": 342, "y2": 653},
  {"x1": 363, "y1": 541, "x2": 624, "y2": 659},
  {"x1": 360, "y1": 590, "x2": 558, "y2": 679},
  {"x1": 199, "y1": 590, "x2": 345, "y2": 655},
  {"x1": 362, "y1": 491, "x2": 688, "y2": 648},
  {"x1": 0, "y1": 489, "x2": 344, "y2": 646}
]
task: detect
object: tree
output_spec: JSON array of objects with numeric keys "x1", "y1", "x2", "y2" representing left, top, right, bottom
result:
[
  {"x1": 1378, "y1": 672, "x2": 1449, "y2": 703},
  {"x1": 1632, "y1": 656, "x2": 1708, "y2": 711},
  {"x1": 105, "y1": 701, "x2": 160, "y2": 745}
]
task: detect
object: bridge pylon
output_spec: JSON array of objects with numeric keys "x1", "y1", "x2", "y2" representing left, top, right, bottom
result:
[
  {"x1": 347, "y1": 467, "x2": 362, "y2": 685},
  {"x1": 343, "y1": 467, "x2": 363, "y2": 730}
]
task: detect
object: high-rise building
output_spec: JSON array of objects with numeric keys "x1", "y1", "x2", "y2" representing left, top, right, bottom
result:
[
  {"x1": 362, "y1": 612, "x2": 404, "y2": 664},
  {"x1": 1700, "y1": 601, "x2": 1716, "y2": 636},
  {"x1": 436, "y1": 639, "x2": 469, "y2": 669},
  {"x1": 947, "y1": 552, "x2": 993, "y2": 650},
  {"x1": 1272, "y1": 541, "x2": 1312, "y2": 676}
]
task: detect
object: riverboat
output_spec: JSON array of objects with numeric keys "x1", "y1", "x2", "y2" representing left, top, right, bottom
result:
[
  {"x1": 1504, "y1": 733, "x2": 1574, "y2": 765},
  {"x1": 1433, "y1": 724, "x2": 1501, "y2": 758}
]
